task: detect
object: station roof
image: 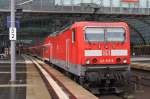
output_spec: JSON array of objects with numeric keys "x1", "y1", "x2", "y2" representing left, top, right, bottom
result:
[{"x1": 0, "y1": 0, "x2": 150, "y2": 47}]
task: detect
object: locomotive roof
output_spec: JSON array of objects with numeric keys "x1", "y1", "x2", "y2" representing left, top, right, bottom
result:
[
  {"x1": 72, "y1": 21, "x2": 128, "y2": 27},
  {"x1": 49, "y1": 21, "x2": 128, "y2": 37}
]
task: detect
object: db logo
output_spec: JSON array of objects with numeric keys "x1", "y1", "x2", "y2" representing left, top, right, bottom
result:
[{"x1": 102, "y1": 50, "x2": 110, "y2": 56}]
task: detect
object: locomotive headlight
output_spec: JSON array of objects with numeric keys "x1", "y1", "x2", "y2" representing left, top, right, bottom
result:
[
  {"x1": 86, "y1": 59, "x2": 90, "y2": 64},
  {"x1": 92, "y1": 58, "x2": 98, "y2": 63},
  {"x1": 123, "y1": 58, "x2": 127, "y2": 63},
  {"x1": 116, "y1": 58, "x2": 121, "y2": 63}
]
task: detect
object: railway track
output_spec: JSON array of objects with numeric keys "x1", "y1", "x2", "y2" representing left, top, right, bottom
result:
[{"x1": 132, "y1": 69, "x2": 150, "y2": 88}]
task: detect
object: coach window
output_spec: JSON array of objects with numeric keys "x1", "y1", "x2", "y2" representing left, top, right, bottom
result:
[{"x1": 72, "y1": 29, "x2": 75, "y2": 43}]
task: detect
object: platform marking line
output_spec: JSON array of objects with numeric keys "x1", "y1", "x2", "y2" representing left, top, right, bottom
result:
[
  {"x1": 0, "y1": 71, "x2": 38, "y2": 74},
  {"x1": 0, "y1": 66, "x2": 27, "y2": 67},
  {"x1": 27, "y1": 56, "x2": 69, "y2": 99},
  {"x1": 0, "y1": 61, "x2": 27, "y2": 64},
  {"x1": 0, "y1": 84, "x2": 31, "y2": 88}
]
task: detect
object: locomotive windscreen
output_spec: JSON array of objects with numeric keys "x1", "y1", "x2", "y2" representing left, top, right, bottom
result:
[
  {"x1": 85, "y1": 27, "x2": 125, "y2": 42},
  {"x1": 85, "y1": 27, "x2": 104, "y2": 42},
  {"x1": 106, "y1": 28, "x2": 125, "y2": 42}
]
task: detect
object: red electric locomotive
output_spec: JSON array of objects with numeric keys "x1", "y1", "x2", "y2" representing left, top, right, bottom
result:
[{"x1": 30, "y1": 21, "x2": 131, "y2": 94}]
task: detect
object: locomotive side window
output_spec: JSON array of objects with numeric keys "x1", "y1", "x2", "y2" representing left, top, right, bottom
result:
[
  {"x1": 106, "y1": 28, "x2": 125, "y2": 42},
  {"x1": 72, "y1": 29, "x2": 75, "y2": 43},
  {"x1": 85, "y1": 27, "x2": 104, "y2": 42}
]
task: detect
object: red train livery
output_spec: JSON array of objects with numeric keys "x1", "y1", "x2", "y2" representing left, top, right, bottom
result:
[{"x1": 29, "y1": 21, "x2": 131, "y2": 93}]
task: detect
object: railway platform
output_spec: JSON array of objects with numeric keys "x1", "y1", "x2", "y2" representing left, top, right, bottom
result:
[
  {"x1": 0, "y1": 55, "x2": 98, "y2": 99},
  {"x1": 0, "y1": 55, "x2": 51, "y2": 99},
  {"x1": 131, "y1": 56, "x2": 150, "y2": 71}
]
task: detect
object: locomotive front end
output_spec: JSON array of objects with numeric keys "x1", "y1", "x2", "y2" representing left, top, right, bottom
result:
[{"x1": 80, "y1": 22, "x2": 131, "y2": 94}]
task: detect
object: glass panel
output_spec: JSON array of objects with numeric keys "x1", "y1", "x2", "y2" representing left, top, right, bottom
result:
[
  {"x1": 0, "y1": 0, "x2": 9, "y2": 9},
  {"x1": 106, "y1": 28, "x2": 125, "y2": 42},
  {"x1": 85, "y1": 27, "x2": 104, "y2": 42}
]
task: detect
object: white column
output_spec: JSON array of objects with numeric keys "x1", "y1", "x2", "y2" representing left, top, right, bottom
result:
[{"x1": 10, "y1": 0, "x2": 16, "y2": 83}]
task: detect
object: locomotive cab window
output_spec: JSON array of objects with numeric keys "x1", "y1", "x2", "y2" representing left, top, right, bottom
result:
[
  {"x1": 85, "y1": 27, "x2": 104, "y2": 42},
  {"x1": 106, "y1": 28, "x2": 125, "y2": 42}
]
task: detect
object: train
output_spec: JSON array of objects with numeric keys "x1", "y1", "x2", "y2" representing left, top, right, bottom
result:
[{"x1": 29, "y1": 21, "x2": 131, "y2": 94}]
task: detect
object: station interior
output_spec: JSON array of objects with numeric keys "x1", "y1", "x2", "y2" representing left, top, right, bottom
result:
[{"x1": 0, "y1": 0, "x2": 150, "y2": 99}]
